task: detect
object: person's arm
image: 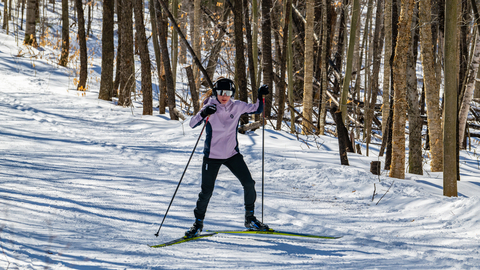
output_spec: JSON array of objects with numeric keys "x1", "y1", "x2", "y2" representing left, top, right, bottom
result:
[
  {"x1": 243, "y1": 85, "x2": 269, "y2": 115},
  {"x1": 190, "y1": 104, "x2": 217, "y2": 128}
]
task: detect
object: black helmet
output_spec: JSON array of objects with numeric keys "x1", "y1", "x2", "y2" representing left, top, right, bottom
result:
[{"x1": 212, "y1": 78, "x2": 235, "y2": 97}]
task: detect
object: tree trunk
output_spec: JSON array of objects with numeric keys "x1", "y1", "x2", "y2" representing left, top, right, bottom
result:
[
  {"x1": 459, "y1": 33, "x2": 480, "y2": 147},
  {"x1": 118, "y1": 0, "x2": 135, "y2": 106},
  {"x1": 261, "y1": 0, "x2": 273, "y2": 117},
  {"x1": 275, "y1": 0, "x2": 291, "y2": 131},
  {"x1": 98, "y1": 0, "x2": 114, "y2": 100},
  {"x1": 25, "y1": 0, "x2": 37, "y2": 46},
  {"x1": 407, "y1": 4, "x2": 423, "y2": 175},
  {"x1": 204, "y1": 6, "x2": 230, "y2": 87},
  {"x1": 155, "y1": 0, "x2": 178, "y2": 120},
  {"x1": 75, "y1": 0, "x2": 88, "y2": 91},
  {"x1": 59, "y1": 0, "x2": 69, "y2": 67},
  {"x1": 133, "y1": 0, "x2": 153, "y2": 115},
  {"x1": 148, "y1": 0, "x2": 165, "y2": 113},
  {"x1": 193, "y1": 0, "x2": 201, "y2": 91},
  {"x1": 171, "y1": 0, "x2": 178, "y2": 84},
  {"x1": 330, "y1": 106, "x2": 350, "y2": 166},
  {"x1": 318, "y1": 0, "x2": 331, "y2": 135},
  {"x1": 340, "y1": 0, "x2": 360, "y2": 124},
  {"x1": 332, "y1": 0, "x2": 346, "y2": 96},
  {"x1": 419, "y1": 0, "x2": 443, "y2": 172},
  {"x1": 2, "y1": 0, "x2": 8, "y2": 31},
  {"x1": 444, "y1": 0, "x2": 458, "y2": 196},
  {"x1": 365, "y1": 0, "x2": 384, "y2": 156},
  {"x1": 233, "y1": 0, "x2": 248, "y2": 125},
  {"x1": 383, "y1": 0, "x2": 393, "y2": 137},
  {"x1": 186, "y1": 65, "x2": 200, "y2": 114},
  {"x1": 390, "y1": 0, "x2": 414, "y2": 180},
  {"x1": 302, "y1": 0, "x2": 315, "y2": 134},
  {"x1": 244, "y1": 0, "x2": 256, "y2": 106},
  {"x1": 287, "y1": 1, "x2": 295, "y2": 133}
]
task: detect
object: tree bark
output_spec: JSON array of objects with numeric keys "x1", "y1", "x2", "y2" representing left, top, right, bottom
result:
[
  {"x1": 419, "y1": 0, "x2": 443, "y2": 172},
  {"x1": 133, "y1": 0, "x2": 153, "y2": 115},
  {"x1": 75, "y1": 0, "x2": 88, "y2": 91},
  {"x1": 330, "y1": 106, "x2": 350, "y2": 166},
  {"x1": 25, "y1": 0, "x2": 37, "y2": 46},
  {"x1": 383, "y1": 0, "x2": 393, "y2": 137},
  {"x1": 302, "y1": 0, "x2": 315, "y2": 134},
  {"x1": 407, "y1": 4, "x2": 423, "y2": 175},
  {"x1": 98, "y1": 0, "x2": 114, "y2": 100},
  {"x1": 459, "y1": 33, "x2": 480, "y2": 147},
  {"x1": 340, "y1": 0, "x2": 360, "y2": 124},
  {"x1": 444, "y1": 0, "x2": 458, "y2": 196},
  {"x1": 155, "y1": 0, "x2": 178, "y2": 120},
  {"x1": 390, "y1": 0, "x2": 414, "y2": 179},
  {"x1": 59, "y1": 0, "x2": 69, "y2": 67},
  {"x1": 118, "y1": 0, "x2": 135, "y2": 106},
  {"x1": 318, "y1": 0, "x2": 331, "y2": 136},
  {"x1": 193, "y1": 0, "x2": 201, "y2": 91},
  {"x1": 275, "y1": 0, "x2": 291, "y2": 131},
  {"x1": 261, "y1": 0, "x2": 273, "y2": 117},
  {"x1": 233, "y1": 0, "x2": 248, "y2": 125},
  {"x1": 365, "y1": 0, "x2": 384, "y2": 156}
]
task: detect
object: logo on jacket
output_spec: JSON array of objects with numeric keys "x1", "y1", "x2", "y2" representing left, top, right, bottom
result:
[{"x1": 230, "y1": 114, "x2": 234, "y2": 119}]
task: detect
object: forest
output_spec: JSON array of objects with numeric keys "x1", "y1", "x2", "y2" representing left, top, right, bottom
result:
[{"x1": 1, "y1": 0, "x2": 477, "y2": 194}]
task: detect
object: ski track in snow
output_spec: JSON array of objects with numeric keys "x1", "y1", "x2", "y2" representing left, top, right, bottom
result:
[{"x1": 1, "y1": 32, "x2": 480, "y2": 269}]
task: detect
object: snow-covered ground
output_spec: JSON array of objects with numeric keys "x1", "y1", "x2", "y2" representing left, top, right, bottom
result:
[{"x1": 2, "y1": 26, "x2": 480, "y2": 269}]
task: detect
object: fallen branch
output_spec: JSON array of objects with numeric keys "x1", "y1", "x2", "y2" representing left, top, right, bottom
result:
[{"x1": 376, "y1": 181, "x2": 394, "y2": 205}]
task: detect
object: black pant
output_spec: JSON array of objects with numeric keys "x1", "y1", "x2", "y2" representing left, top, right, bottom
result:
[{"x1": 194, "y1": 153, "x2": 256, "y2": 220}]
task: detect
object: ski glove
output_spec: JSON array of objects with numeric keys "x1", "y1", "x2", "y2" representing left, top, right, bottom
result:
[
  {"x1": 200, "y1": 104, "x2": 217, "y2": 118},
  {"x1": 258, "y1": 85, "x2": 269, "y2": 96}
]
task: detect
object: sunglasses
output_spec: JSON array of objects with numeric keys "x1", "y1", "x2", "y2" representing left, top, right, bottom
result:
[{"x1": 217, "y1": 90, "x2": 233, "y2": 96}]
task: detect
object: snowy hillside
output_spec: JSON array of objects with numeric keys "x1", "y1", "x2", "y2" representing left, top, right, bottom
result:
[{"x1": 2, "y1": 27, "x2": 480, "y2": 269}]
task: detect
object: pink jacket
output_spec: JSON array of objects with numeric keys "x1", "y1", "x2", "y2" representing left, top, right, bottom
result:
[{"x1": 189, "y1": 97, "x2": 263, "y2": 159}]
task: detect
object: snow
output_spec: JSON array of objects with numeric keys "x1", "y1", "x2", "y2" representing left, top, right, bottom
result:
[{"x1": 2, "y1": 24, "x2": 480, "y2": 270}]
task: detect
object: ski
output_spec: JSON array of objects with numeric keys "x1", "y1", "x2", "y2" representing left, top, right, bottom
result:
[
  {"x1": 206, "y1": 228, "x2": 341, "y2": 239},
  {"x1": 150, "y1": 233, "x2": 217, "y2": 248}
]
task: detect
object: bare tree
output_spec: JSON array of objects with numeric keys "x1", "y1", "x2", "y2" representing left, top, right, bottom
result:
[
  {"x1": 302, "y1": 0, "x2": 315, "y2": 134},
  {"x1": 443, "y1": 0, "x2": 458, "y2": 196},
  {"x1": 233, "y1": 0, "x2": 248, "y2": 125},
  {"x1": 133, "y1": 0, "x2": 153, "y2": 115},
  {"x1": 390, "y1": 0, "x2": 414, "y2": 179},
  {"x1": 155, "y1": 0, "x2": 178, "y2": 120},
  {"x1": 59, "y1": 0, "x2": 69, "y2": 67},
  {"x1": 98, "y1": 0, "x2": 114, "y2": 100},
  {"x1": 75, "y1": 0, "x2": 88, "y2": 91},
  {"x1": 419, "y1": 0, "x2": 443, "y2": 172},
  {"x1": 24, "y1": 0, "x2": 37, "y2": 46},
  {"x1": 262, "y1": 0, "x2": 273, "y2": 117}
]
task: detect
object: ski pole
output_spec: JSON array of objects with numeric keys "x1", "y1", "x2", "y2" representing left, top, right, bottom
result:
[
  {"x1": 155, "y1": 117, "x2": 209, "y2": 237},
  {"x1": 261, "y1": 97, "x2": 265, "y2": 223}
]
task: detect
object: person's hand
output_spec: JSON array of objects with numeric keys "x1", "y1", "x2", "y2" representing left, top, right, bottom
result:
[
  {"x1": 200, "y1": 104, "x2": 217, "y2": 118},
  {"x1": 258, "y1": 85, "x2": 269, "y2": 96}
]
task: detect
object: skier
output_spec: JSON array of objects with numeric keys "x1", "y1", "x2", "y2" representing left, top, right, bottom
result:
[{"x1": 185, "y1": 78, "x2": 270, "y2": 238}]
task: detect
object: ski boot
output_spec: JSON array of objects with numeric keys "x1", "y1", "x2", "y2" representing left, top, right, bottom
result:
[
  {"x1": 245, "y1": 211, "x2": 269, "y2": 231},
  {"x1": 185, "y1": 218, "x2": 203, "y2": 238}
]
